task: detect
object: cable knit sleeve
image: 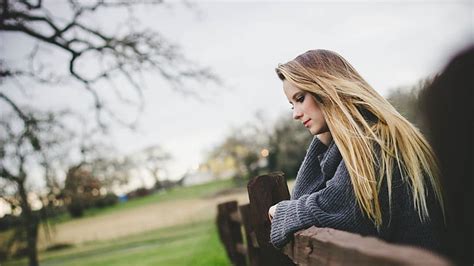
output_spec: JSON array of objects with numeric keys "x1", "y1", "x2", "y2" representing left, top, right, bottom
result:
[{"x1": 270, "y1": 160, "x2": 376, "y2": 249}]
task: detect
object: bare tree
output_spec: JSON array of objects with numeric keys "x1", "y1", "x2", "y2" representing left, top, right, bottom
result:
[
  {"x1": 0, "y1": 109, "x2": 71, "y2": 266},
  {"x1": 1, "y1": 1, "x2": 220, "y2": 265},
  {"x1": 0, "y1": 0, "x2": 219, "y2": 128},
  {"x1": 75, "y1": 135, "x2": 133, "y2": 191},
  {"x1": 135, "y1": 145, "x2": 171, "y2": 189},
  {"x1": 205, "y1": 115, "x2": 271, "y2": 183}
]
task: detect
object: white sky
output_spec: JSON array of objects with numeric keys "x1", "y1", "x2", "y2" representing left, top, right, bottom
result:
[{"x1": 1, "y1": 1, "x2": 472, "y2": 186}]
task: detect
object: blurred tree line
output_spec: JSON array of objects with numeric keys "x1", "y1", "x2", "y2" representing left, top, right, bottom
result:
[
  {"x1": 205, "y1": 79, "x2": 432, "y2": 185},
  {"x1": 0, "y1": 138, "x2": 172, "y2": 259},
  {"x1": 386, "y1": 78, "x2": 433, "y2": 133}
]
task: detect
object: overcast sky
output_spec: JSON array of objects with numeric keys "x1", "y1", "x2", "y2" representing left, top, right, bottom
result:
[{"x1": 2, "y1": 1, "x2": 472, "y2": 188}]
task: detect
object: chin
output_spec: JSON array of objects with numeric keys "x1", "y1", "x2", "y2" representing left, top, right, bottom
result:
[{"x1": 310, "y1": 127, "x2": 327, "y2": 136}]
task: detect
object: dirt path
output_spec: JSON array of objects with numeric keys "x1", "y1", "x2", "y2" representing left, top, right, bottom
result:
[{"x1": 39, "y1": 189, "x2": 250, "y2": 248}]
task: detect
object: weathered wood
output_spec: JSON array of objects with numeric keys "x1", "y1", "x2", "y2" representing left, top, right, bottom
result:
[
  {"x1": 236, "y1": 243, "x2": 248, "y2": 255},
  {"x1": 284, "y1": 226, "x2": 451, "y2": 266},
  {"x1": 240, "y1": 203, "x2": 261, "y2": 266},
  {"x1": 247, "y1": 172, "x2": 295, "y2": 266},
  {"x1": 230, "y1": 210, "x2": 242, "y2": 223},
  {"x1": 216, "y1": 201, "x2": 246, "y2": 266}
]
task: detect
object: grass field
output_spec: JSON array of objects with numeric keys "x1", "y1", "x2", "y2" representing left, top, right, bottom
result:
[
  {"x1": 5, "y1": 219, "x2": 229, "y2": 266},
  {"x1": 3, "y1": 179, "x2": 242, "y2": 266},
  {"x1": 49, "y1": 179, "x2": 238, "y2": 224}
]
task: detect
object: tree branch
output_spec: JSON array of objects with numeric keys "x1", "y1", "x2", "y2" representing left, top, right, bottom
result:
[
  {"x1": 1, "y1": 0, "x2": 220, "y2": 129},
  {"x1": 0, "y1": 92, "x2": 30, "y2": 122}
]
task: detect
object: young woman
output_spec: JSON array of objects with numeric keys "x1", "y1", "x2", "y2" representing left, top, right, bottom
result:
[{"x1": 268, "y1": 49, "x2": 445, "y2": 253}]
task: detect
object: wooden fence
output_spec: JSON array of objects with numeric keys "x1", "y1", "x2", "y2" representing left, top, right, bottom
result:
[
  {"x1": 217, "y1": 172, "x2": 294, "y2": 266},
  {"x1": 216, "y1": 172, "x2": 451, "y2": 266}
]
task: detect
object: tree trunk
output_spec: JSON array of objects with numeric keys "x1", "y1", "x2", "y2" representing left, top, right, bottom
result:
[
  {"x1": 17, "y1": 180, "x2": 39, "y2": 266},
  {"x1": 151, "y1": 171, "x2": 162, "y2": 190}
]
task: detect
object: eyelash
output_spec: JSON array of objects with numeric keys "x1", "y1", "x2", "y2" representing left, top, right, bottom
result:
[{"x1": 291, "y1": 94, "x2": 305, "y2": 110}]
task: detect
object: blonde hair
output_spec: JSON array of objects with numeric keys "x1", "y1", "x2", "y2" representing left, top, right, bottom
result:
[{"x1": 276, "y1": 49, "x2": 444, "y2": 227}]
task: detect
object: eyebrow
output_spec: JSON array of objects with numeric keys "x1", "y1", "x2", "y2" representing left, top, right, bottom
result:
[{"x1": 289, "y1": 91, "x2": 305, "y2": 104}]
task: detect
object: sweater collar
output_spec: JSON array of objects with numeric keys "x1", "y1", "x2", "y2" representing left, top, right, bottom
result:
[{"x1": 318, "y1": 140, "x2": 343, "y2": 179}]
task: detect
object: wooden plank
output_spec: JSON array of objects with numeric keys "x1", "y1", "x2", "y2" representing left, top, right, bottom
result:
[
  {"x1": 240, "y1": 203, "x2": 261, "y2": 266},
  {"x1": 216, "y1": 200, "x2": 246, "y2": 266},
  {"x1": 236, "y1": 243, "x2": 248, "y2": 255},
  {"x1": 286, "y1": 226, "x2": 451, "y2": 266},
  {"x1": 230, "y1": 210, "x2": 242, "y2": 223},
  {"x1": 247, "y1": 172, "x2": 295, "y2": 266}
]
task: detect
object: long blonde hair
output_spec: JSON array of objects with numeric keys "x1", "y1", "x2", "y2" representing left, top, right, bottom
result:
[{"x1": 276, "y1": 49, "x2": 444, "y2": 227}]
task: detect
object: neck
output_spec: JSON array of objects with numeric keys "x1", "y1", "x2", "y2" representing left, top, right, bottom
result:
[{"x1": 317, "y1": 132, "x2": 333, "y2": 146}]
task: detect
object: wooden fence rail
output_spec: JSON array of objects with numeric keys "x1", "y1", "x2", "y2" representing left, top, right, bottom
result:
[
  {"x1": 284, "y1": 227, "x2": 449, "y2": 266},
  {"x1": 216, "y1": 172, "x2": 451, "y2": 265}
]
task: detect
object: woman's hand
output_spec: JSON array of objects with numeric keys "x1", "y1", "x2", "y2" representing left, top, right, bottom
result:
[{"x1": 268, "y1": 204, "x2": 277, "y2": 222}]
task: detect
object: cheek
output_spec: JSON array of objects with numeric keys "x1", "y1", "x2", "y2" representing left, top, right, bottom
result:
[
  {"x1": 308, "y1": 103, "x2": 324, "y2": 121},
  {"x1": 313, "y1": 109, "x2": 328, "y2": 129},
  {"x1": 316, "y1": 110, "x2": 325, "y2": 122},
  {"x1": 304, "y1": 96, "x2": 323, "y2": 116}
]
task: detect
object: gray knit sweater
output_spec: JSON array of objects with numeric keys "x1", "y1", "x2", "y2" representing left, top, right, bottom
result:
[{"x1": 270, "y1": 136, "x2": 445, "y2": 253}]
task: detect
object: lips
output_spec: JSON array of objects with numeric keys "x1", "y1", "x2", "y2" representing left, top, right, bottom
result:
[{"x1": 303, "y1": 119, "x2": 311, "y2": 127}]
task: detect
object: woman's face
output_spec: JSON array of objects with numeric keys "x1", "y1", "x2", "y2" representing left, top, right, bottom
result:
[{"x1": 283, "y1": 80, "x2": 329, "y2": 136}]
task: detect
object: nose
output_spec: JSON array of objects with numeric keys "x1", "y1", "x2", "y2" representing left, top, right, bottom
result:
[{"x1": 292, "y1": 107, "x2": 303, "y2": 120}]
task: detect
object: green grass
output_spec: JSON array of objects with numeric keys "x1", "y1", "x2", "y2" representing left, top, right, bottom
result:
[
  {"x1": 5, "y1": 219, "x2": 230, "y2": 266},
  {"x1": 4, "y1": 180, "x2": 239, "y2": 265},
  {"x1": 49, "y1": 179, "x2": 238, "y2": 225}
]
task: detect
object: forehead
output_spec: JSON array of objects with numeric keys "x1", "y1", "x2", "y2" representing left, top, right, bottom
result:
[{"x1": 283, "y1": 80, "x2": 303, "y2": 99}]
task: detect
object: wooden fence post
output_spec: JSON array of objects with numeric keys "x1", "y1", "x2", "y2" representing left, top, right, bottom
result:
[
  {"x1": 217, "y1": 201, "x2": 246, "y2": 266},
  {"x1": 247, "y1": 172, "x2": 295, "y2": 266},
  {"x1": 239, "y1": 203, "x2": 261, "y2": 266}
]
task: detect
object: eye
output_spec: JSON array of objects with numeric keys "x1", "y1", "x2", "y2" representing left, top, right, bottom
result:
[{"x1": 296, "y1": 94, "x2": 305, "y2": 103}]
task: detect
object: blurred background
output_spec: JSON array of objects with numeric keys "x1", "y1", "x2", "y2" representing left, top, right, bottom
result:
[{"x1": 0, "y1": 0, "x2": 471, "y2": 265}]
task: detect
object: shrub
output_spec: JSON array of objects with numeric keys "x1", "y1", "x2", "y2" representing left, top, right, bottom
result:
[{"x1": 95, "y1": 193, "x2": 118, "y2": 208}]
